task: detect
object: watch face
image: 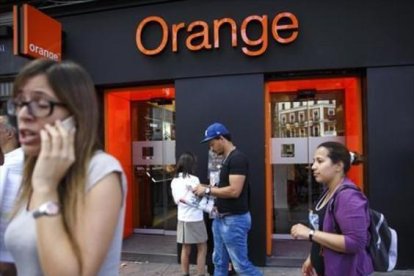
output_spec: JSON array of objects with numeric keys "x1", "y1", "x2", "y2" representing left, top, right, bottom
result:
[
  {"x1": 44, "y1": 202, "x2": 60, "y2": 215},
  {"x1": 33, "y1": 201, "x2": 60, "y2": 218}
]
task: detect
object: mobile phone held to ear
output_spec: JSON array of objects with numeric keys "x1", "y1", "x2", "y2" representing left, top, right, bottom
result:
[{"x1": 61, "y1": 116, "x2": 75, "y2": 131}]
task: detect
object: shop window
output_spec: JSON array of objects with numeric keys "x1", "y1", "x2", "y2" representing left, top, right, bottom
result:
[
  {"x1": 298, "y1": 112, "x2": 304, "y2": 122},
  {"x1": 313, "y1": 126, "x2": 320, "y2": 136}
]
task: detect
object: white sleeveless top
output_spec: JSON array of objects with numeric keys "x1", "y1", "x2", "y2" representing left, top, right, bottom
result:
[{"x1": 4, "y1": 151, "x2": 127, "y2": 276}]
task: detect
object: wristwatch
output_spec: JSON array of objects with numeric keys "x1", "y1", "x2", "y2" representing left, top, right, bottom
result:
[
  {"x1": 309, "y1": 230, "x2": 315, "y2": 241},
  {"x1": 33, "y1": 201, "x2": 60, "y2": 219},
  {"x1": 205, "y1": 187, "x2": 211, "y2": 196}
]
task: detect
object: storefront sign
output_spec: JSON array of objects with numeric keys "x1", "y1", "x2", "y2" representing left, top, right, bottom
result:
[
  {"x1": 13, "y1": 4, "x2": 62, "y2": 61},
  {"x1": 136, "y1": 12, "x2": 299, "y2": 57}
]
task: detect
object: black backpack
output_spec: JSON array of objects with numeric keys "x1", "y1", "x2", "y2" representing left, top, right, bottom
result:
[{"x1": 330, "y1": 184, "x2": 398, "y2": 272}]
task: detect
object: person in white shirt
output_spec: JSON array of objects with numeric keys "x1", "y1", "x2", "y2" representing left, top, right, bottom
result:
[
  {"x1": 171, "y1": 152, "x2": 207, "y2": 276},
  {"x1": 0, "y1": 115, "x2": 23, "y2": 276}
]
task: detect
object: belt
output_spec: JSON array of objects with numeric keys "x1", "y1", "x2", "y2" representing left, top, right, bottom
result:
[
  {"x1": 216, "y1": 212, "x2": 233, "y2": 218},
  {"x1": 214, "y1": 209, "x2": 248, "y2": 218},
  {"x1": 216, "y1": 211, "x2": 250, "y2": 218}
]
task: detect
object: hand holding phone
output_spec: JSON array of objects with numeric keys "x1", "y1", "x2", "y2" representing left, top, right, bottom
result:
[
  {"x1": 61, "y1": 116, "x2": 75, "y2": 130},
  {"x1": 33, "y1": 115, "x2": 76, "y2": 192}
]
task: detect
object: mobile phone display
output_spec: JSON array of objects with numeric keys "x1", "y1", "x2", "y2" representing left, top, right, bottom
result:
[{"x1": 61, "y1": 116, "x2": 75, "y2": 130}]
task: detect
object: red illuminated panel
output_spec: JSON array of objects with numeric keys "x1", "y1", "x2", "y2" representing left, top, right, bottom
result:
[
  {"x1": 17, "y1": 4, "x2": 62, "y2": 60},
  {"x1": 105, "y1": 93, "x2": 132, "y2": 237}
]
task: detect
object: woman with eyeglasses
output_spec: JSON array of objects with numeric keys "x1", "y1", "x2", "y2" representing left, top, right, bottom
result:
[{"x1": 4, "y1": 59, "x2": 127, "y2": 276}]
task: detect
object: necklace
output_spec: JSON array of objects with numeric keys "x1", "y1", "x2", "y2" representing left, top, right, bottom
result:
[
  {"x1": 222, "y1": 146, "x2": 236, "y2": 164},
  {"x1": 315, "y1": 180, "x2": 343, "y2": 211}
]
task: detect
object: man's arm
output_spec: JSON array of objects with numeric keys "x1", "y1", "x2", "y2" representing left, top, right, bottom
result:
[{"x1": 193, "y1": 174, "x2": 245, "y2": 199}]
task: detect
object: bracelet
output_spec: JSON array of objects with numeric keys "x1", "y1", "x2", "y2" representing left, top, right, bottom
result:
[{"x1": 309, "y1": 230, "x2": 315, "y2": 241}]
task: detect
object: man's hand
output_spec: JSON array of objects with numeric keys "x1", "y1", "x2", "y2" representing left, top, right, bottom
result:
[{"x1": 193, "y1": 184, "x2": 208, "y2": 197}]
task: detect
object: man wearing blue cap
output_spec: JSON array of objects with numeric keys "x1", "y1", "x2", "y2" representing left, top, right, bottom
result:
[{"x1": 194, "y1": 122, "x2": 262, "y2": 276}]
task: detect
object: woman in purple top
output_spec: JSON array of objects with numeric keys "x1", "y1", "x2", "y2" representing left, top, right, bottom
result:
[{"x1": 290, "y1": 142, "x2": 374, "y2": 276}]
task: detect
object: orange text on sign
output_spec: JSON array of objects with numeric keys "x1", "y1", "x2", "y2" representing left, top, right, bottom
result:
[{"x1": 136, "y1": 12, "x2": 299, "y2": 57}]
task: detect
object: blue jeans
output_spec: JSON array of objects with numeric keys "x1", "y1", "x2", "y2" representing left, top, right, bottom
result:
[{"x1": 212, "y1": 212, "x2": 262, "y2": 276}]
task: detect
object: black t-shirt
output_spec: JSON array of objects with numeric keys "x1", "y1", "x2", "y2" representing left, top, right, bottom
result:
[
  {"x1": 216, "y1": 149, "x2": 249, "y2": 214},
  {"x1": 310, "y1": 194, "x2": 328, "y2": 276}
]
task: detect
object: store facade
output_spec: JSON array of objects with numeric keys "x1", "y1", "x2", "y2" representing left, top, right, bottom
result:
[{"x1": 1, "y1": 0, "x2": 414, "y2": 269}]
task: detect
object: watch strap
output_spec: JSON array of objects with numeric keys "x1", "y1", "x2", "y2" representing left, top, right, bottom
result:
[
  {"x1": 33, "y1": 201, "x2": 60, "y2": 219},
  {"x1": 33, "y1": 209, "x2": 46, "y2": 219},
  {"x1": 309, "y1": 230, "x2": 315, "y2": 241}
]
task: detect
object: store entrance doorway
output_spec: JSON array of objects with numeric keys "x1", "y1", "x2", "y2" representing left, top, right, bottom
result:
[
  {"x1": 105, "y1": 86, "x2": 176, "y2": 237},
  {"x1": 265, "y1": 77, "x2": 364, "y2": 256},
  {"x1": 271, "y1": 90, "x2": 345, "y2": 233}
]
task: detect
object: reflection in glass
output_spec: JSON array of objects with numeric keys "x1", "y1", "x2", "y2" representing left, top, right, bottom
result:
[
  {"x1": 270, "y1": 91, "x2": 344, "y2": 233},
  {"x1": 132, "y1": 100, "x2": 177, "y2": 231}
]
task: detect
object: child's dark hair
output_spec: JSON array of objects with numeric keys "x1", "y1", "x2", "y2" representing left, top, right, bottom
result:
[
  {"x1": 317, "y1": 141, "x2": 363, "y2": 173},
  {"x1": 175, "y1": 152, "x2": 197, "y2": 177}
]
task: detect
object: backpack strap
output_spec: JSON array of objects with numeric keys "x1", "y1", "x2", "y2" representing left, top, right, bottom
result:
[{"x1": 330, "y1": 183, "x2": 361, "y2": 233}]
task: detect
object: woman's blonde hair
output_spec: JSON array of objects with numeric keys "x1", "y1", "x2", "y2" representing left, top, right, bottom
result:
[{"x1": 12, "y1": 59, "x2": 100, "y2": 268}]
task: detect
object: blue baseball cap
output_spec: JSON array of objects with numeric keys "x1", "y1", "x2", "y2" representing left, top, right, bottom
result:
[{"x1": 200, "y1": 122, "x2": 230, "y2": 143}]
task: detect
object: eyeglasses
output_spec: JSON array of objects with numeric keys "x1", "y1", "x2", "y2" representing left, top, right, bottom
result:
[{"x1": 7, "y1": 97, "x2": 66, "y2": 118}]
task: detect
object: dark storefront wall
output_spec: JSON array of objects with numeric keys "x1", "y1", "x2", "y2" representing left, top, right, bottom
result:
[
  {"x1": 175, "y1": 74, "x2": 266, "y2": 265},
  {"x1": 366, "y1": 66, "x2": 414, "y2": 269},
  {"x1": 57, "y1": 0, "x2": 414, "y2": 85},
  {"x1": 0, "y1": 38, "x2": 29, "y2": 76}
]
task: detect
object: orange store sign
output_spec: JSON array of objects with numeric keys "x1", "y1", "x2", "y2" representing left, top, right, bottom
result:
[
  {"x1": 13, "y1": 4, "x2": 62, "y2": 61},
  {"x1": 136, "y1": 12, "x2": 299, "y2": 57}
]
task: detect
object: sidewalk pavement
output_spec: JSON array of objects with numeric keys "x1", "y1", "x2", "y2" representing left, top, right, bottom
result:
[{"x1": 119, "y1": 261, "x2": 414, "y2": 276}]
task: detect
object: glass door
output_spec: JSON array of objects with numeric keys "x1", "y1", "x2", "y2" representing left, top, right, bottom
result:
[
  {"x1": 270, "y1": 91, "x2": 345, "y2": 233},
  {"x1": 104, "y1": 86, "x2": 176, "y2": 236},
  {"x1": 132, "y1": 99, "x2": 176, "y2": 231},
  {"x1": 265, "y1": 77, "x2": 363, "y2": 255}
]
